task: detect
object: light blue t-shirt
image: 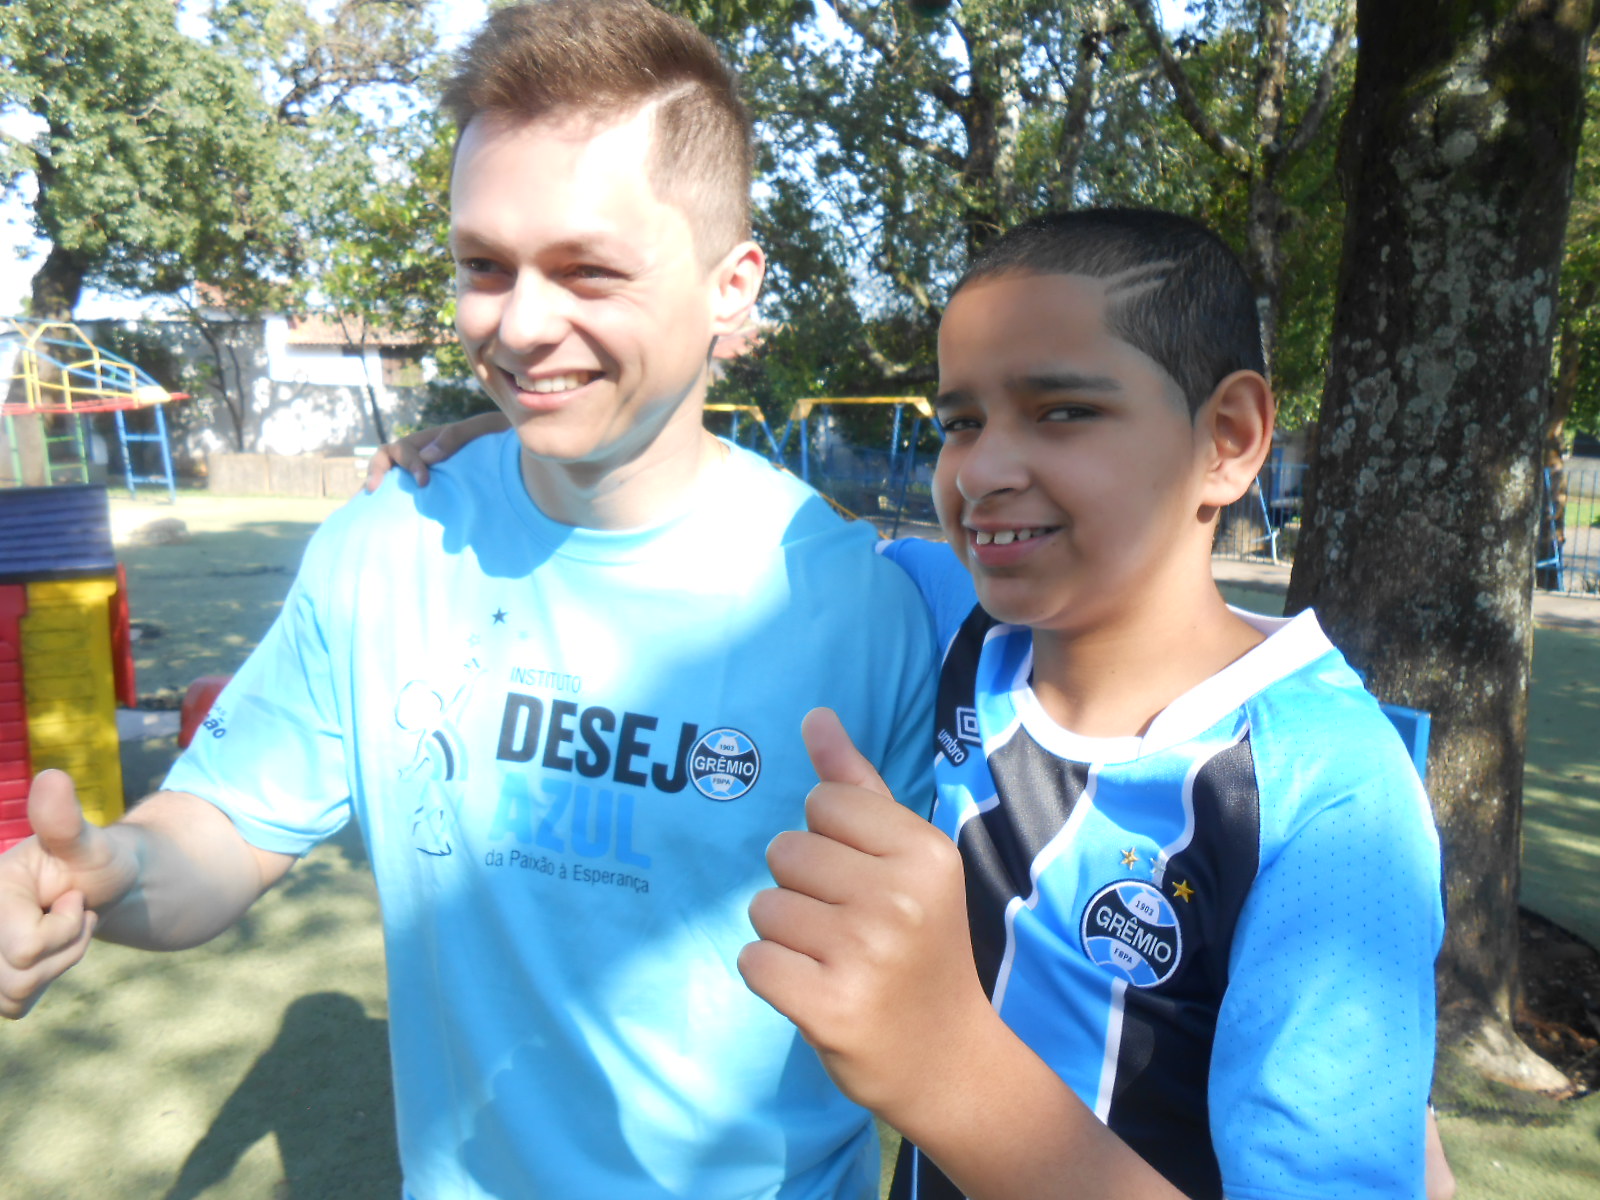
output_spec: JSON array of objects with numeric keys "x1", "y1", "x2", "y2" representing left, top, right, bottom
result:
[{"x1": 167, "y1": 434, "x2": 938, "y2": 1200}]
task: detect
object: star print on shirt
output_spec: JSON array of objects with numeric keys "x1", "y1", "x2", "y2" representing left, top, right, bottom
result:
[
  {"x1": 1121, "y1": 848, "x2": 1141, "y2": 869},
  {"x1": 1172, "y1": 879, "x2": 1195, "y2": 902},
  {"x1": 492, "y1": 608, "x2": 507, "y2": 624}
]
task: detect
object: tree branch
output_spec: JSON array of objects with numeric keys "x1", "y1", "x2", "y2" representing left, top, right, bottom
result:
[
  {"x1": 1252, "y1": 0, "x2": 1292, "y2": 163},
  {"x1": 853, "y1": 329, "x2": 936, "y2": 385},
  {"x1": 1055, "y1": 1, "x2": 1114, "y2": 206},
  {"x1": 822, "y1": 0, "x2": 968, "y2": 115},
  {"x1": 1123, "y1": 0, "x2": 1252, "y2": 176},
  {"x1": 1280, "y1": 0, "x2": 1355, "y2": 162},
  {"x1": 786, "y1": 88, "x2": 965, "y2": 173}
]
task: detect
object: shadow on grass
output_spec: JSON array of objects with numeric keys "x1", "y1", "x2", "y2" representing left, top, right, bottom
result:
[
  {"x1": 122, "y1": 524, "x2": 328, "y2": 697},
  {"x1": 162, "y1": 992, "x2": 398, "y2": 1200}
]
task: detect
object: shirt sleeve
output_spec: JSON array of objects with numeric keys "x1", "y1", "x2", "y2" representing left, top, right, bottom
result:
[
  {"x1": 870, "y1": 571, "x2": 941, "y2": 821},
  {"x1": 161, "y1": 506, "x2": 359, "y2": 856},
  {"x1": 1210, "y1": 742, "x2": 1443, "y2": 1200},
  {"x1": 876, "y1": 537, "x2": 979, "y2": 646}
]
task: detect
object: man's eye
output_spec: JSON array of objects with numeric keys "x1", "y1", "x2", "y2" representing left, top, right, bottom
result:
[
  {"x1": 457, "y1": 258, "x2": 499, "y2": 275},
  {"x1": 1043, "y1": 405, "x2": 1097, "y2": 422},
  {"x1": 567, "y1": 264, "x2": 622, "y2": 281}
]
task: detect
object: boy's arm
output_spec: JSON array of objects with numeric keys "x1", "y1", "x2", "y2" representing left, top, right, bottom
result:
[
  {"x1": 739, "y1": 709, "x2": 1183, "y2": 1200},
  {"x1": 0, "y1": 770, "x2": 294, "y2": 1018},
  {"x1": 1207, "y1": 753, "x2": 1442, "y2": 1197}
]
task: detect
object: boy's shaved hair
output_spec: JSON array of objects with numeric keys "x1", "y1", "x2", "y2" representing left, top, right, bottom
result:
[
  {"x1": 955, "y1": 208, "x2": 1267, "y2": 416},
  {"x1": 443, "y1": 0, "x2": 752, "y2": 264}
]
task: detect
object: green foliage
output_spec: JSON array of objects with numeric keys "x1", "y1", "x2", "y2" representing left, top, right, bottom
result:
[
  {"x1": 0, "y1": 0, "x2": 437, "y2": 316},
  {"x1": 0, "y1": 0, "x2": 287, "y2": 307},
  {"x1": 659, "y1": 1, "x2": 1352, "y2": 424},
  {"x1": 315, "y1": 100, "x2": 456, "y2": 341}
]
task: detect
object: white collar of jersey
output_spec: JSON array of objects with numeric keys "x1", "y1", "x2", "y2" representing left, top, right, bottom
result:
[{"x1": 1015, "y1": 607, "x2": 1333, "y2": 765}]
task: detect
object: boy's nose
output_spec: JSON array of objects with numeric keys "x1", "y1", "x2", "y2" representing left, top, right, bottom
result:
[
  {"x1": 954, "y1": 426, "x2": 1029, "y2": 503},
  {"x1": 499, "y1": 273, "x2": 571, "y2": 350}
]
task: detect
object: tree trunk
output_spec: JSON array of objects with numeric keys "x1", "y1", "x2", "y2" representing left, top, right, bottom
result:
[
  {"x1": 1246, "y1": 172, "x2": 1284, "y2": 377},
  {"x1": 190, "y1": 315, "x2": 250, "y2": 452},
  {"x1": 1286, "y1": 0, "x2": 1597, "y2": 1090},
  {"x1": 27, "y1": 241, "x2": 88, "y2": 322}
]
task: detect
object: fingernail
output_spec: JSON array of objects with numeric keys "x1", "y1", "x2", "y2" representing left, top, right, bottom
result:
[{"x1": 420, "y1": 442, "x2": 445, "y2": 463}]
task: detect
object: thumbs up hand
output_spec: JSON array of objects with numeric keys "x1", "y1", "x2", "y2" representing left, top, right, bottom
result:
[
  {"x1": 0, "y1": 770, "x2": 140, "y2": 1018},
  {"x1": 739, "y1": 708, "x2": 992, "y2": 1125}
]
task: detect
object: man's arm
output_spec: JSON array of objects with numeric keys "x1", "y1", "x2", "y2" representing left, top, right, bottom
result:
[
  {"x1": 0, "y1": 769, "x2": 294, "y2": 1018},
  {"x1": 739, "y1": 709, "x2": 1183, "y2": 1200}
]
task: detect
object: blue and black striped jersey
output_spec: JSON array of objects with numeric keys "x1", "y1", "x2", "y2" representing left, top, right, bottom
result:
[{"x1": 880, "y1": 539, "x2": 1443, "y2": 1200}]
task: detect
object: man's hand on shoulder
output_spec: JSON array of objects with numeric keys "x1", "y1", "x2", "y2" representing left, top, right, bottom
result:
[
  {"x1": 0, "y1": 770, "x2": 139, "y2": 1018},
  {"x1": 364, "y1": 411, "x2": 510, "y2": 492}
]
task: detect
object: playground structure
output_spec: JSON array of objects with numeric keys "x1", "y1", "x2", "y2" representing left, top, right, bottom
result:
[
  {"x1": 761, "y1": 396, "x2": 940, "y2": 535},
  {"x1": 0, "y1": 484, "x2": 135, "y2": 852},
  {"x1": 703, "y1": 402, "x2": 783, "y2": 458},
  {"x1": 1, "y1": 317, "x2": 187, "y2": 500}
]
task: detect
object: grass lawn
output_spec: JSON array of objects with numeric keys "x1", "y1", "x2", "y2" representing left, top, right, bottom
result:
[{"x1": 0, "y1": 493, "x2": 1595, "y2": 1197}]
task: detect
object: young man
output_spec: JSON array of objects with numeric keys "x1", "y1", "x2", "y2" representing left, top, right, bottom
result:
[
  {"x1": 0, "y1": 4, "x2": 937, "y2": 1197},
  {"x1": 739, "y1": 209, "x2": 1445, "y2": 1199}
]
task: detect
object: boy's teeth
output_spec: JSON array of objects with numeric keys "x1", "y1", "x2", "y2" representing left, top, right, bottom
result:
[{"x1": 973, "y1": 528, "x2": 1041, "y2": 547}]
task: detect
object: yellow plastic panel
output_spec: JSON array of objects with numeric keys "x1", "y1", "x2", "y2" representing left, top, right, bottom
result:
[{"x1": 21, "y1": 577, "x2": 124, "y2": 826}]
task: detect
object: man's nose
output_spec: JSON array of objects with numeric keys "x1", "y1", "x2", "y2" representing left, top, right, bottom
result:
[{"x1": 499, "y1": 273, "x2": 571, "y2": 350}]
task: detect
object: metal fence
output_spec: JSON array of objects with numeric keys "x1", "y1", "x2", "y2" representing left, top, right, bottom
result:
[
  {"x1": 1542, "y1": 458, "x2": 1600, "y2": 595},
  {"x1": 1211, "y1": 457, "x2": 1600, "y2": 596}
]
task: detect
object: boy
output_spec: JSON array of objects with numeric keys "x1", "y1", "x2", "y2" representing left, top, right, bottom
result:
[
  {"x1": 0, "y1": 4, "x2": 937, "y2": 1197},
  {"x1": 739, "y1": 209, "x2": 1444, "y2": 1199}
]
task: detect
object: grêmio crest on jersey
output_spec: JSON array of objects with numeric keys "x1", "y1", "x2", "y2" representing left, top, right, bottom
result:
[{"x1": 1081, "y1": 879, "x2": 1184, "y2": 987}]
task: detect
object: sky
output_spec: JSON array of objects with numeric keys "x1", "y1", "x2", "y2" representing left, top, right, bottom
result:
[{"x1": 0, "y1": 0, "x2": 1189, "y2": 319}]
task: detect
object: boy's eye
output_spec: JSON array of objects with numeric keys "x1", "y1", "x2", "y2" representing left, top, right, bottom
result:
[
  {"x1": 1042, "y1": 404, "x2": 1098, "y2": 423},
  {"x1": 938, "y1": 414, "x2": 980, "y2": 435}
]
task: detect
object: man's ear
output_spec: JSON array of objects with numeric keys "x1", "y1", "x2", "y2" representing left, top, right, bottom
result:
[
  {"x1": 1197, "y1": 370, "x2": 1275, "y2": 509},
  {"x1": 709, "y1": 240, "x2": 766, "y2": 336}
]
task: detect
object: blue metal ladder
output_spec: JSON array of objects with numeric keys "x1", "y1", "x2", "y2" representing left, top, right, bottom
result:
[{"x1": 112, "y1": 404, "x2": 177, "y2": 502}]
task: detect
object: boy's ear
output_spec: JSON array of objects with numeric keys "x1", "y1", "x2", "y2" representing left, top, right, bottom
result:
[
  {"x1": 709, "y1": 240, "x2": 766, "y2": 335},
  {"x1": 1197, "y1": 370, "x2": 1275, "y2": 510}
]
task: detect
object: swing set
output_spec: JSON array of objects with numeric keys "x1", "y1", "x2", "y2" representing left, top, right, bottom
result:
[{"x1": 704, "y1": 395, "x2": 940, "y2": 535}]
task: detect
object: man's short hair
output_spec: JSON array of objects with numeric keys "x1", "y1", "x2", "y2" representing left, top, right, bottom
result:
[
  {"x1": 443, "y1": 0, "x2": 752, "y2": 264},
  {"x1": 954, "y1": 208, "x2": 1267, "y2": 416}
]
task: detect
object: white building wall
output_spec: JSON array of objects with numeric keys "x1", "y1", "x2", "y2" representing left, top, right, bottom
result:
[{"x1": 82, "y1": 317, "x2": 432, "y2": 468}]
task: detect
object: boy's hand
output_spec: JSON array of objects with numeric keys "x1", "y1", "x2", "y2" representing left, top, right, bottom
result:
[
  {"x1": 739, "y1": 708, "x2": 992, "y2": 1121},
  {"x1": 364, "y1": 411, "x2": 510, "y2": 492},
  {"x1": 0, "y1": 771, "x2": 140, "y2": 1018}
]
